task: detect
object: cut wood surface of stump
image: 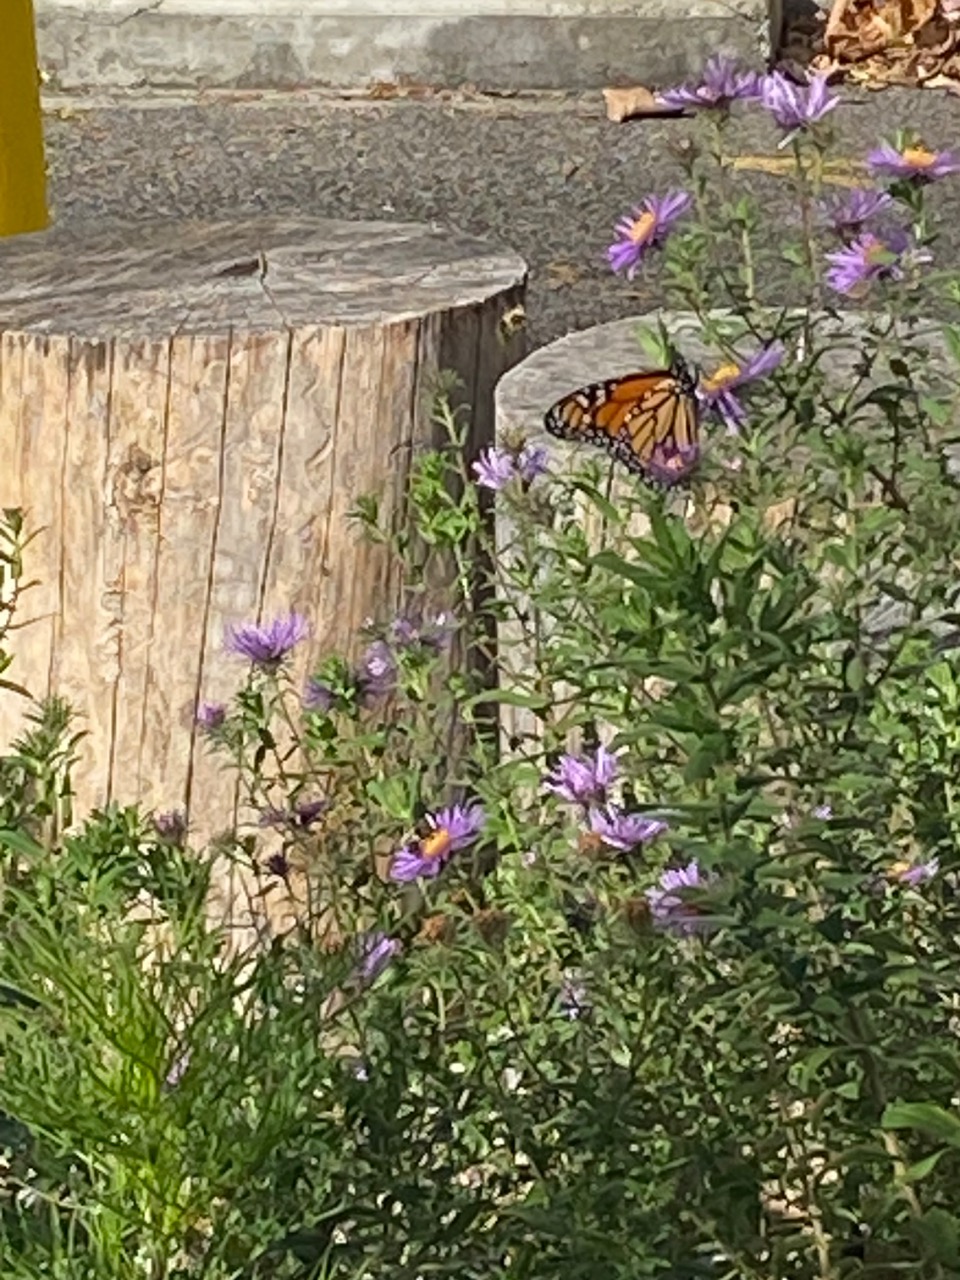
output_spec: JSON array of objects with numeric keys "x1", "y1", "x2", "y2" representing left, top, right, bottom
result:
[{"x1": 0, "y1": 216, "x2": 527, "y2": 836}]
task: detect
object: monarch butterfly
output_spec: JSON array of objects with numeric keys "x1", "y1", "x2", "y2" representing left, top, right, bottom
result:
[{"x1": 543, "y1": 355, "x2": 700, "y2": 486}]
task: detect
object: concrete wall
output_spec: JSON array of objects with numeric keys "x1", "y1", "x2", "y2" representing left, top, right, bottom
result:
[{"x1": 35, "y1": 0, "x2": 772, "y2": 92}]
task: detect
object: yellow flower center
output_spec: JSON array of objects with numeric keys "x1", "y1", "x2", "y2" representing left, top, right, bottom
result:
[
  {"x1": 420, "y1": 827, "x2": 453, "y2": 860},
  {"x1": 701, "y1": 362, "x2": 741, "y2": 392},
  {"x1": 901, "y1": 146, "x2": 936, "y2": 169},
  {"x1": 887, "y1": 860, "x2": 910, "y2": 879},
  {"x1": 628, "y1": 210, "x2": 658, "y2": 243}
]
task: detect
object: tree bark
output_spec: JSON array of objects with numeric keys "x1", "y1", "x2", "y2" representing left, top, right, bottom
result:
[{"x1": 0, "y1": 216, "x2": 526, "y2": 833}]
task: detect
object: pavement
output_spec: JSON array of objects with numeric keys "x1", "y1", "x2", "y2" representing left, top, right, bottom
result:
[{"x1": 43, "y1": 84, "x2": 960, "y2": 350}]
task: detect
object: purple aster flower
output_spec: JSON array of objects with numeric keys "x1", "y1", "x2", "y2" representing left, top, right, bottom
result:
[
  {"x1": 153, "y1": 809, "x2": 187, "y2": 844},
  {"x1": 303, "y1": 677, "x2": 335, "y2": 712},
  {"x1": 889, "y1": 856, "x2": 939, "y2": 886},
  {"x1": 389, "y1": 803, "x2": 487, "y2": 882},
  {"x1": 225, "y1": 614, "x2": 309, "y2": 667},
  {"x1": 473, "y1": 440, "x2": 548, "y2": 491},
  {"x1": 355, "y1": 930, "x2": 402, "y2": 982},
  {"x1": 544, "y1": 745, "x2": 619, "y2": 807},
  {"x1": 824, "y1": 229, "x2": 928, "y2": 297},
  {"x1": 292, "y1": 799, "x2": 327, "y2": 827},
  {"x1": 356, "y1": 639, "x2": 396, "y2": 701},
  {"x1": 390, "y1": 617, "x2": 419, "y2": 647},
  {"x1": 473, "y1": 445, "x2": 517, "y2": 491},
  {"x1": 518, "y1": 441, "x2": 549, "y2": 483},
  {"x1": 389, "y1": 609, "x2": 455, "y2": 652},
  {"x1": 259, "y1": 798, "x2": 327, "y2": 830},
  {"x1": 658, "y1": 54, "x2": 762, "y2": 110},
  {"x1": 698, "y1": 343, "x2": 784, "y2": 430},
  {"x1": 811, "y1": 804, "x2": 832, "y2": 821},
  {"x1": 558, "y1": 971, "x2": 590, "y2": 1020},
  {"x1": 264, "y1": 850, "x2": 291, "y2": 878},
  {"x1": 196, "y1": 701, "x2": 227, "y2": 732},
  {"x1": 817, "y1": 188, "x2": 893, "y2": 236},
  {"x1": 587, "y1": 805, "x2": 669, "y2": 853},
  {"x1": 607, "y1": 190, "x2": 692, "y2": 279},
  {"x1": 636, "y1": 441, "x2": 701, "y2": 487},
  {"x1": 759, "y1": 72, "x2": 838, "y2": 132},
  {"x1": 867, "y1": 142, "x2": 960, "y2": 183},
  {"x1": 646, "y1": 860, "x2": 717, "y2": 936}
]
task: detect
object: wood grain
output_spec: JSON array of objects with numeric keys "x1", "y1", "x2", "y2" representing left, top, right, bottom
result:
[{"x1": 0, "y1": 217, "x2": 527, "y2": 851}]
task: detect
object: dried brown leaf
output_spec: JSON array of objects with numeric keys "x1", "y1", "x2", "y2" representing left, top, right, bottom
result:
[
  {"x1": 825, "y1": 0, "x2": 938, "y2": 61},
  {"x1": 922, "y1": 68, "x2": 960, "y2": 88},
  {"x1": 601, "y1": 85, "x2": 683, "y2": 122}
]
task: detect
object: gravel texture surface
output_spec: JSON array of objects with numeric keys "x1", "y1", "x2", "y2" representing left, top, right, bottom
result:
[{"x1": 43, "y1": 85, "x2": 960, "y2": 349}]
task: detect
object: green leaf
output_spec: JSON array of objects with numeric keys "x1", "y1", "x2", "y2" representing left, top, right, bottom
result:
[
  {"x1": 912, "y1": 1207, "x2": 960, "y2": 1266},
  {"x1": 633, "y1": 324, "x2": 672, "y2": 367},
  {"x1": 469, "y1": 688, "x2": 551, "y2": 710},
  {"x1": 590, "y1": 550, "x2": 655, "y2": 589},
  {"x1": 0, "y1": 676, "x2": 30, "y2": 699},
  {"x1": 648, "y1": 505, "x2": 691, "y2": 567},
  {"x1": 683, "y1": 734, "x2": 730, "y2": 783},
  {"x1": 0, "y1": 827, "x2": 46, "y2": 859},
  {"x1": 567, "y1": 480, "x2": 620, "y2": 525},
  {"x1": 903, "y1": 1149, "x2": 950, "y2": 1183},
  {"x1": 835, "y1": 1079, "x2": 861, "y2": 1100},
  {"x1": 881, "y1": 1102, "x2": 960, "y2": 1147},
  {"x1": 940, "y1": 322, "x2": 960, "y2": 368},
  {"x1": 845, "y1": 653, "x2": 867, "y2": 693},
  {"x1": 365, "y1": 775, "x2": 417, "y2": 821}
]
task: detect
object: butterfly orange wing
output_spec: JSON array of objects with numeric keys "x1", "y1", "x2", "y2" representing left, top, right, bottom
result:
[{"x1": 544, "y1": 365, "x2": 699, "y2": 483}]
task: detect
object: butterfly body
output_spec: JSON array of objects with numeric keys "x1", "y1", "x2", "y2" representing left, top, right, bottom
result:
[{"x1": 544, "y1": 357, "x2": 700, "y2": 486}]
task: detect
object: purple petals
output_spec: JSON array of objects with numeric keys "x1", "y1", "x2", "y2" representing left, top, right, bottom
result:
[
  {"x1": 759, "y1": 72, "x2": 838, "y2": 131},
  {"x1": 607, "y1": 190, "x2": 693, "y2": 279},
  {"x1": 823, "y1": 229, "x2": 930, "y2": 296},
  {"x1": 587, "y1": 805, "x2": 669, "y2": 853},
  {"x1": 544, "y1": 745, "x2": 619, "y2": 807},
  {"x1": 388, "y1": 803, "x2": 486, "y2": 883},
  {"x1": 196, "y1": 701, "x2": 227, "y2": 732},
  {"x1": 355, "y1": 931, "x2": 402, "y2": 982},
  {"x1": 658, "y1": 55, "x2": 762, "y2": 110},
  {"x1": 868, "y1": 141, "x2": 960, "y2": 183},
  {"x1": 818, "y1": 188, "x2": 893, "y2": 236},
  {"x1": 698, "y1": 343, "x2": 784, "y2": 431},
  {"x1": 225, "y1": 614, "x2": 309, "y2": 667},
  {"x1": 646, "y1": 859, "x2": 717, "y2": 936},
  {"x1": 473, "y1": 440, "x2": 549, "y2": 491},
  {"x1": 888, "y1": 856, "x2": 939, "y2": 886},
  {"x1": 473, "y1": 445, "x2": 517, "y2": 492}
]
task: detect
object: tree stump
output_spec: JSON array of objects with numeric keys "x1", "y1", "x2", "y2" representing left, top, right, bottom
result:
[{"x1": 0, "y1": 216, "x2": 527, "y2": 832}]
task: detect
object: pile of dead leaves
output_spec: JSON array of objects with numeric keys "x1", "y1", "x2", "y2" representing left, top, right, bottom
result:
[{"x1": 805, "y1": 0, "x2": 960, "y2": 92}]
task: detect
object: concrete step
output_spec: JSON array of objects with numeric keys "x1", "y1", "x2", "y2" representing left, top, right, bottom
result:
[{"x1": 35, "y1": 0, "x2": 773, "y2": 94}]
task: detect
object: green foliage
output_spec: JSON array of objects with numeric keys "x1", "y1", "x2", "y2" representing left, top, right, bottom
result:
[{"x1": 5, "y1": 95, "x2": 960, "y2": 1280}]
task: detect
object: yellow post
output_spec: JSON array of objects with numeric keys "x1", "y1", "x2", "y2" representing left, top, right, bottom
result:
[{"x1": 0, "y1": 0, "x2": 48, "y2": 236}]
